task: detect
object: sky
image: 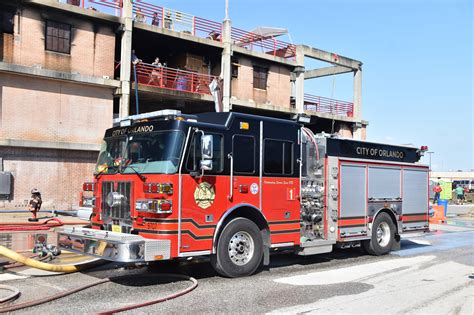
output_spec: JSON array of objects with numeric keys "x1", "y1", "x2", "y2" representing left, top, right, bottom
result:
[{"x1": 97, "y1": 0, "x2": 473, "y2": 171}]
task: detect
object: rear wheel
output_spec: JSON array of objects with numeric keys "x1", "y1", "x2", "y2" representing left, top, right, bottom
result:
[
  {"x1": 210, "y1": 217, "x2": 263, "y2": 278},
  {"x1": 362, "y1": 212, "x2": 395, "y2": 255}
]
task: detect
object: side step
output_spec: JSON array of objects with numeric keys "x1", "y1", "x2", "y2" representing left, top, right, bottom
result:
[
  {"x1": 297, "y1": 239, "x2": 335, "y2": 256},
  {"x1": 297, "y1": 244, "x2": 333, "y2": 256}
]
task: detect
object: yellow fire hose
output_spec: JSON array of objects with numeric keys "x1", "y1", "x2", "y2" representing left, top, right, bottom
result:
[
  {"x1": 0, "y1": 245, "x2": 98, "y2": 273},
  {"x1": 0, "y1": 245, "x2": 198, "y2": 313}
]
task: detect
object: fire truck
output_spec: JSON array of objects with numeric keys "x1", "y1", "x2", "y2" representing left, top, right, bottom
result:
[{"x1": 58, "y1": 110, "x2": 429, "y2": 277}]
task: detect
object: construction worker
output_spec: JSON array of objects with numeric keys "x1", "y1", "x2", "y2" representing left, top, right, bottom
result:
[
  {"x1": 28, "y1": 188, "x2": 42, "y2": 222},
  {"x1": 432, "y1": 182, "x2": 442, "y2": 205}
]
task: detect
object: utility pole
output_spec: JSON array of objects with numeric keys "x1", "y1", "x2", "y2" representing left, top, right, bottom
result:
[
  {"x1": 225, "y1": 0, "x2": 229, "y2": 19},
  {"x1": 427, "y1": 151, "x2": 434, "y2": 171},
  {"x1": 221, "y1": 0, "x2": 232, "y2": 112},
  {"x1": 119, "y1": 0, "x2": 133, "y2": 118}
]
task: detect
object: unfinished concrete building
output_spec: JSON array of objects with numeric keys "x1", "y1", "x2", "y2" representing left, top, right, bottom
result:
[{"x1": 0, "y1": 0, "x2": 367, "y2": 210}]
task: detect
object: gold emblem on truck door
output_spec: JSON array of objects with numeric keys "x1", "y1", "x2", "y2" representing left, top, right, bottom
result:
[{"x1": 194, "y1": 182, "x2": 215, "y2": 209}]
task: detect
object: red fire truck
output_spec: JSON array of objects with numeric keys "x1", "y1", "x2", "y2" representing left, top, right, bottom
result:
[{"x1": 58, "y1": 110, "x2": 429, "y2": 277}]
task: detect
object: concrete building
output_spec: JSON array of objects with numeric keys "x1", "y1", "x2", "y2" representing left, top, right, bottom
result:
[
  {"x1": 0, "y1": 0, "x2": 120, "y2": 210},
  {"x1": 0, "y1": 0, "x2": 368, "y2": 210}
]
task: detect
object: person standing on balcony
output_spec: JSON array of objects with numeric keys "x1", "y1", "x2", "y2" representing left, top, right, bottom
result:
[
  {"x1": 134, "y1": 8, "x2": 146, "y2": 24},
  {"x1": 131, "y1": 50, "x2": 142, "y2": 65},
  {"x1": 151, "y1": 12, "x2": 160, "y2": 27},
  {"x1": 67, "y1": 0, "x2": 80, "y2": 6},
  {"x1": 432, "y1": 182, "x2": 442, "y2": 205},
  {"x1": 148, "y1": 57, "x2": 163, "y2": 87},
  {"x1": 164, "y1": 12, "x2": 173, "y2": 29}
]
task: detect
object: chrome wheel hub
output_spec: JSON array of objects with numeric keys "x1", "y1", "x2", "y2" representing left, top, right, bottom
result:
[
  {"x1": 228, "y1": 231, "x2": 254, "y2": 266},
  {"x1": 376, "y1": 222, "x2": 390, "y2": 247}
]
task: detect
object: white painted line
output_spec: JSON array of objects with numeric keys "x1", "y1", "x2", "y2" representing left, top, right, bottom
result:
[
  {"x1": 0, "y1": 273, "x2": 27, "y2": 282},
  {"x1": 274, "y1": 255, "x2": 435, "y2": 286},
  {"x1": 407, "y1": 239, "x2": 431, "y2": 245}
]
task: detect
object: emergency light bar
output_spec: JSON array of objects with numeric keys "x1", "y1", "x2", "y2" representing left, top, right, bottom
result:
[{"x1": 113, "y1": 109, "x2": 183, "y2": 127}]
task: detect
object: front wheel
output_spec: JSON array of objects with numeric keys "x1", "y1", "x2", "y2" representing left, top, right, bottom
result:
[
  {"x1": 362, "y1": 212, "x2": 395, "y2": 256},
  {"x1": 211, "y1": 218, "x2": 263, "y2": 278}
]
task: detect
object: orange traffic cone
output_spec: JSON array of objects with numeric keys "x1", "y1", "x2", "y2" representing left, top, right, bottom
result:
[{"x1": 429, "y1": 205, "x2": 446, "y2": 224}]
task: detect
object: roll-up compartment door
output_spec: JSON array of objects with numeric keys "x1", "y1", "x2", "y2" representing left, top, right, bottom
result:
[
  {"x1": 339, "y1": 164, "x2": 367, "y2": 237},
  {"x1": 368, "y1": 166, "x2": 401, "y2": 199},
  {"x1": 402, "y1": 168, "x2": 429, "y2": 229}
]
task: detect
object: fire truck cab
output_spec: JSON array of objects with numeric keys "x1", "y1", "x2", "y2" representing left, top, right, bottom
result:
[{"x1": 58, "y1": 110, "x2": 429, "y2": 277}]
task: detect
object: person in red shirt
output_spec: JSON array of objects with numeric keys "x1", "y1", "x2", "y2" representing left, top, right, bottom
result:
[{"x1": 433, "y1": 183, "x2": 442, "y2": 205}]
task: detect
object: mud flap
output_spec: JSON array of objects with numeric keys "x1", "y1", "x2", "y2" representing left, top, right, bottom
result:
[
  {"x1": 261, "y1": 229, "x2": 270, "y2": 265},
  {"x1": 391, "y1": 234, "x2": 401, "y2": 251}
]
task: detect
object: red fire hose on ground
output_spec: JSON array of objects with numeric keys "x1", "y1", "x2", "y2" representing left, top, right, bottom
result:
[
  {"x1": 0, "y1": 218, "x2": 87, "y2": 231},
  {"x1": 0, "y1": 272, "x2": 198, "y2": 314}
]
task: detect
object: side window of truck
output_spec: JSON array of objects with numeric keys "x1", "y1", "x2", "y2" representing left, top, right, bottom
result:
[
  {"x1": 233, "y1": 135, "x2": 255, "y2": 174},
  {"x1": 186, "y1": 133, "x2": 223, "y2": 173},
  {"x1": 264, "y1": 139, "x2": 293, "y2": 175}
]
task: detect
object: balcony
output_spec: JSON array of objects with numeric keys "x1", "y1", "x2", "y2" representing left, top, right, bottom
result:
[
  {"x1": 304, "y1": 94, "x2": 354, "y2": 118},
  {"x1": 134, "y1": 62, "x2": 216, "y2": 96},
  {"x1": 64, "y1": 0, "x2": 296, "y2": 59}
]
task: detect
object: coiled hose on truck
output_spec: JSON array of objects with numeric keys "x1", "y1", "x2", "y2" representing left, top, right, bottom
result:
[{"x1": 0, "y1": 246, "x2": 198, "y2": 314}]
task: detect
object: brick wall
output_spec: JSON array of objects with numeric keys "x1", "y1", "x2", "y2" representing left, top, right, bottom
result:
[
  {"x1": 231, "y1": 56, "x2": 291, "y2": 108},
  {"x1": 2, "y1": 7, "x2": 115, "y2": 78},
  {"x1": 0, "y1": 73, "x2": 113, "y2": 144},
  {"x1": 0, "y1": 146, "x2": 97, "y2": 210}
]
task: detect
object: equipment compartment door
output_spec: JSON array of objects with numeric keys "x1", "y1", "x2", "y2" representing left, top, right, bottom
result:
[
  {"x1": 402, "y1": 168, "x2": 429, "y2": 230},
  {"x1": 339, "y1": 164, "x2": 367, "y2": 237}
]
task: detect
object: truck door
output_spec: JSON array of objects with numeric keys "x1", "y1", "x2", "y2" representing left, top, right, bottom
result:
[
  {"x1": 229, "y1": 134, "x2": 260, "y2": 208},
  {"x1": 180, "y1": 130, "x2": 228, "y2": 254},
  {"x1": 261, "y1": 124, "x2": 300, "y2": 245}
]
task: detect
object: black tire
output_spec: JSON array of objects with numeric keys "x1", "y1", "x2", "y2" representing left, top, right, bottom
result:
[
  {"x1": 210, "y1": 217, "x2": 263, "y2": 278},
  {"x1": 362, "y1": 212, "x2": 395, "y2": 256}
]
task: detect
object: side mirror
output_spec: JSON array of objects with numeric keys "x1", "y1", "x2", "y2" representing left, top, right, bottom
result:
[
  {"x1": 201, "y1": 135, "x2": 213, "y2": 159},
  {"x1": 200, "y1": 159, "x2": 213, "y2": 171}
]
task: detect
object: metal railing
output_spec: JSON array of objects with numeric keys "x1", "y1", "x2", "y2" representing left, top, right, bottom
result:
[
  {"x1": 304, "y1": 94, "x2": 354, "y2": 117},
  {"x1": 81, "y1": 1, "x2": 223, "y2": 40},
  {"x1": 135, "y1": 62, "x2": 215, "y2": 95},
  {"x1": 64, "y1": 1, "x2": 294, "y2": 58}
]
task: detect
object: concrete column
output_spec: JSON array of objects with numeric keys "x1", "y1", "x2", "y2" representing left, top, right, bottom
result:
[
  {"x1": 353, "y1": 125, "x2": 362, "y2": 140},
  {"x1": 119, "y1": 0, "x2": 133, "y2": 118},
  {"x1": 221, "y1": 19, "x2": 232, "y2": 112},
  {"x1": 295, "y1": 45, "x2": 305, "y2": 114},
  {"x1": 352, "y1": 68, "x2": 362, "y2": 120}
]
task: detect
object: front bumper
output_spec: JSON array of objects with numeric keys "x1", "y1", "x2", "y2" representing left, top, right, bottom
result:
[{"x1": 57, "y1": 227, "x2": 171, "y2": 262}]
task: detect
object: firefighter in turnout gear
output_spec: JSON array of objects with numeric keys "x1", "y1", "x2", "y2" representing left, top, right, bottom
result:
[{"x1": 28, "y1": 188, "x2": 42, "y2": 222}]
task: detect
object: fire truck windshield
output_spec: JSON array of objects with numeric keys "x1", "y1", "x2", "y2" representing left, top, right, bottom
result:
[{"x1": 95, "y1": 130, "x2": 185, "y2": 175}]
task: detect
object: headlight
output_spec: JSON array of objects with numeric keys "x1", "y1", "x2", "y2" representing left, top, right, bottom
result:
[
  {"x1": 135, "y1": 200, "x2": 172, "y2": 214},
  {"x1": 82, "y1": 197, "x2": 95, "y2": 207}
]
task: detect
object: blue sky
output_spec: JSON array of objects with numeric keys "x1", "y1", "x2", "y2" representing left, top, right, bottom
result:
[
  {"x1": 102, "y1": 0, "x2": 473, "y2": 171},
  {"x1": 154, "y1": 0, "x2": 473, "y2": 171}
]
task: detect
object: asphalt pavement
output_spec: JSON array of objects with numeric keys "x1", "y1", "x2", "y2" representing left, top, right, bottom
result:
[{"x1": 0, "y1": 221, "x2": 472, "y2": 314}]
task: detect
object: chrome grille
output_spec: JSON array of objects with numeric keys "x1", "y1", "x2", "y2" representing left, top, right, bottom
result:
[{"x1": 102, "y1": 181, "x2": 132, "y2": 223}]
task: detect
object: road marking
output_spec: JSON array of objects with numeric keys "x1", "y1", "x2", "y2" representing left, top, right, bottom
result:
[
  {"x1": 0, "y1": 273, "x2": 27, "y2": 282},
  {"x1": 408, "y1": 239, "x2": 431, "y2": 245},
  {"x1": 270, "y1": 260, "x2": 472, "y2": 314},
  {"x1": 274, "y1": 255, "x2": 435, "y2": 286},
  {"x1": 394, "y1": 231, "x2": 474, "y2": 256}
]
